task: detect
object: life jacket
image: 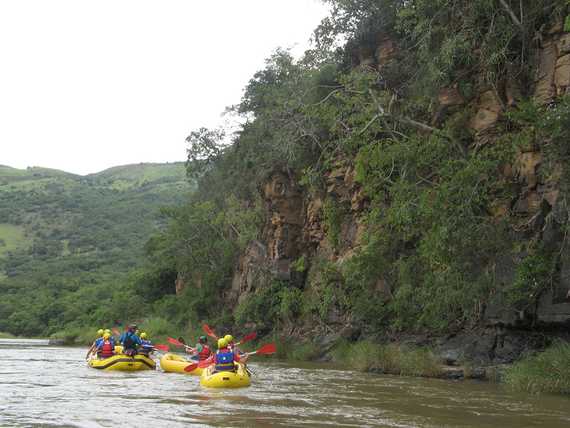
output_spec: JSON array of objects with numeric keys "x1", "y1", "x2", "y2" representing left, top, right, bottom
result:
[
  {"x1": 122, "y1": 332, "x2": 138, "y2": 350},
  {"x1": 215, "y1": 349, "x2": 235, "y2": 372},
  {"x1": 139, "y1": 339, "x2": 152, "y2": 355},
  {"x1": 198, "y1": 344, "x2": 211, "y2": 361},
  {"x1": 100, "y1": 340, "x2": 114, "y2": 358}
]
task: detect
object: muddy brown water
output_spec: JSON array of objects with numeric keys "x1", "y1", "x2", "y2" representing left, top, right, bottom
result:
[{"x1": 1, "y1": 342, "x2": 569, "y2": 427}]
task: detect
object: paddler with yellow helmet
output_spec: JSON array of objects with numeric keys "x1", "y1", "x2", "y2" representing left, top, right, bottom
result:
[
  {"x1": 214, "y1": 338, "x2": 240, "y2": 372},
  {"x1": 224, "y1": 334, "x2": 246, "y2": 357},
  {"x1": 96, "y1": 332, "x2": 115, "y2": 359},
  {"x1": 138, "y1": 332, "x2": 154, "y2": 356}
]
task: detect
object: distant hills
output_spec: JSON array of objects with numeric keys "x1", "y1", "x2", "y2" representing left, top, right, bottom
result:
[{"x1": 0, "y1": 162, "x2": 190, "y2": 336}]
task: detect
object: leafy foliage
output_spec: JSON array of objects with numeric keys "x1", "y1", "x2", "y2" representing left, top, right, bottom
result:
[{"x1": 0, "y1": 163, "x2": 188, "y2": 336}]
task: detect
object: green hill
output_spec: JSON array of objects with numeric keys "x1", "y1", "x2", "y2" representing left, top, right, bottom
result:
[{"x1": 0, "y1": 162, "x2": 190, "y2": 336}]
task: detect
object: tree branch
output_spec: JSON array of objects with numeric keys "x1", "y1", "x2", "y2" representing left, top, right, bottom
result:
[{"x1": 498, "y1": 0, "x2": 523, "y2": 30}]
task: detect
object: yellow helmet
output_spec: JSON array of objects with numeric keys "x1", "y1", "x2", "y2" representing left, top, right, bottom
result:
[
  {"x1": 104, "y1": 329, "x2": 111, "y2": 335},
  {"x1": 103, "y1": 333, "x2": 111, "y2": 340},
  {"x1": 97, "y1": 329, "x2": 104, "y2": 337},
  {"x1": 224, "y1": 334, "x2": 234, "y2": 343},
  {"x1": 140, "y1": 332, "x2": 147, "y2": 339},
  {"x1": 217, "y1": 338, "x2": 228, "y2": 349}
]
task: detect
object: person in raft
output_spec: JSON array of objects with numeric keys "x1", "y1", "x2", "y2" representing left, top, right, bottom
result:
[
  {"x1": 119, "y1": 324, "x2": 142, "y2": 357},
  {"x1": 85, "y1": 328, "x2": 105, "y2": 360},
  {"x1": 185, "y1": 335, "x2": 212, "y2": 361},
  {"x1": 138, "y1": 332, "x2": 154, "y2": 356},
  {"x1": 214, "y1": 338, "x2": 248, "y2": 372},
  {"x1": 96, "y1": 333, "x2": 115, "y2": 359},
  {"x1": 224, "y1": 334, "x2": 245, "y2": 356}
]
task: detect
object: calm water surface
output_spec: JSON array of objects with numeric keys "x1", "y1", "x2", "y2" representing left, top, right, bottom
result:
[{"x1": 1, "y1": 342, "x2": 569, "y2": 427}]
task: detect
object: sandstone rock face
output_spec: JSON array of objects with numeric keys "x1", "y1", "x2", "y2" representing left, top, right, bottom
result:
[
  {"x1": 555, "y1": 54, "x2": 570, "y2": 94},
  {"x1": 534, "y1": 30, "x2": 570, "y2": 103},
  {"x1": 351, "y1": 33, "x2": 397, "y2": 70},
  {"x1": 469, "y1": 89, "x2": 503, "y2": 146},
  {"x1": 375, "y1": 35, "x2": 396, "y2": 68},
  {"x1": 223, "y1": 26, "x2": 570, "y2": 340},
  {"x1": 534, "y1": 41, "x2": 557, "y2": 104}
]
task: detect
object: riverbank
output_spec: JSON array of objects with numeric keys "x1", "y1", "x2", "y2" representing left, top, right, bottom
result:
[{"x1": 271, "y1": 335, "x2": 570, "y2": 395}]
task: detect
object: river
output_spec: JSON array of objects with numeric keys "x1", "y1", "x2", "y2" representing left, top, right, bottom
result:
[{"x1": 1, "y1": 341, "x2": 569, "y2": 427}]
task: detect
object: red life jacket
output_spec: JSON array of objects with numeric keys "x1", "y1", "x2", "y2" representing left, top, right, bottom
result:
[
  {"x1": 100, "y1": 340, "x2": 114, "y2": 358},
  {"x1": 198, "y1": 344, "x2": 211, "y2": 361}
]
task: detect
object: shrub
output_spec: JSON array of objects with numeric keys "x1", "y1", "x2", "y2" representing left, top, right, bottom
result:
[
  {"x1": 504, "y1": 343, "x2": 570, "y2": 395},
  {"x1": 336, "y1": 341, "x2": 442, "y2": 377}
]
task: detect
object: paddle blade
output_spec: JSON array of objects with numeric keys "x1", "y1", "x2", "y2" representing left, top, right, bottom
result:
[
  {"x1": 256, "y1": 343, "x2": 277, "y2": 355},
  {"x1": 239, "y1": 332, "x2": 257, "y2": 344},
  {"x1": 198, "y1": 356, "x2": 214, "y2": 368},
  {"x1": 167, "y1": 337, "x2": 184, "y2": 347},
  {"x1": 183, "y1": 363, "x2": 198, "y2": 372},
  {"x1": 154, "y1": 344, "x2": 169, "y2": 352},
  {"x1": 202, "y1": 324, "x2": 218, "y2": 339}
]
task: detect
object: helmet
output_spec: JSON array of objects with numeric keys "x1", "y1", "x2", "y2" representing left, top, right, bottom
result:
[
  {"x1": 217, "y1": 338, "x2": 227, "y2": 349},
  {"x1": 128, "y1": 324, "x2": 137, "y2": 332},
  {"x1": 140, "y1": 332, "x2": 147, "y2": 339},
  {"x1": 97, "y1": 329, "x2": 104, "y2": 337},
  {"x1": 104, "y1": 329, "x2": 111, "y2": 335},
  {"x1": 224, "y1": 334, "x2": 234, "y2": 343},
  {"x1": 199, "y1": 335, "x2": 207, "y2": 343},
  {"x1": 103, "y1": 333, "x2": 111, "y2": 340}
]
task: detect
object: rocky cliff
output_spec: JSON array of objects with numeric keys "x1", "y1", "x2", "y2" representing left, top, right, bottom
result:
[{"x1": 221, "y1": 18, "x2": 570, "y2": 366}]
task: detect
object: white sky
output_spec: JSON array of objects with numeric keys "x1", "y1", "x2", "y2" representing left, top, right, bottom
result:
[{"x1": 0, "y1": 0, "x2": 329, "y2": 175}]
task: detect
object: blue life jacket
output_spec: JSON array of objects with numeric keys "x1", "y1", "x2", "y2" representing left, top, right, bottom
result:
[
  {"x1": 121, "y1": 332, "x2": 141, "y2": 350},
  {"x1": 215, "y1": 350, "x2": 235, "y2": 372}
]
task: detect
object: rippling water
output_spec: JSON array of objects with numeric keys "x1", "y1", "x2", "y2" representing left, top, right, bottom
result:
[{"x1": 1, "y1": 342, "x2": 570, "y2": 427}]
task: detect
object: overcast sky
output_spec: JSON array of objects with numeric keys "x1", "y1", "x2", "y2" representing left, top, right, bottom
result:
[{"x1": 0, "y1": 0, "x2": 329, "y2": 175}]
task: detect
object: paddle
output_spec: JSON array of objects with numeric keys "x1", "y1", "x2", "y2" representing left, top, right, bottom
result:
[
  {"x1": 201, "y1": 326, "x2": 256, "y2": 345},
  {"x1": 167, "y1": 337, "x2": 196, "y2": 353},
  {"x1": 154, "y1": 344, "x2": 170, "y2": 352},
  {"x1": 185, "y1": 344, "x2": 275, "y2": 371},
  {"x1": 167, "y1": 337, "x2": 185, "y2": 347},
  {"x1": 237, "y1": 331, "x2": 257, "y2": 345},
  {"x1": 245, "y1": 343, "x2": 276, "y2": 356},
  {"x1": 202, "y1": 324, "x2": 218, "y2": 340}
]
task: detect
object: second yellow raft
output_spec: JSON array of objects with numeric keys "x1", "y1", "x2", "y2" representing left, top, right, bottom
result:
[
  {"x1": 200, "y1": 362, "x2": 251, "y2": 388},
  {"x1": 160, "y1": 353, "x2": 203, "y2": 375}
]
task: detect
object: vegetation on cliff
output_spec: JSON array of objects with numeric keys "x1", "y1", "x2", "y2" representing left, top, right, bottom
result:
[{"x1": 132, "y1": 0, "x2": 570, "y2": 343}]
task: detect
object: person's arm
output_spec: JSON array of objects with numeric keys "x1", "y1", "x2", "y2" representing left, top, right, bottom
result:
[{"x1": 85, "y1": 343, "x2": 95, "y2": 360}]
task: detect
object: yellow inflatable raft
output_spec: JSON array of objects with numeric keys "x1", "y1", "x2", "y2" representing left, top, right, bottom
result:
[
  {"x1": 88, "y1": 353, "x2": 156, "y2": 371},
  {"x1": 160, "y1": 353, "x2": 203, "y2": 376},
  {"x1": 200, "y1": 362, "x2": 251, "y2": 388}
]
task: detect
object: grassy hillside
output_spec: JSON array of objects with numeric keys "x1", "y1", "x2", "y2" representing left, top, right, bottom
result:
[{"x1": 0, "y1": 163, "x2": 190, "y2": 336}]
